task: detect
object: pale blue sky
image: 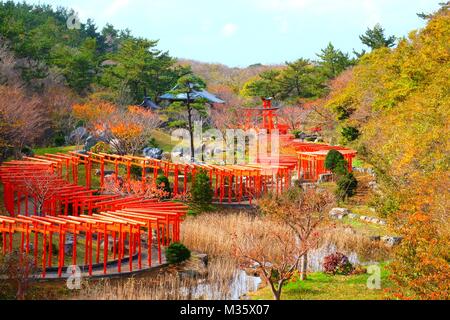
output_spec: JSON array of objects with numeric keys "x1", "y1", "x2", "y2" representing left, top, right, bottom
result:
[{"x1": 25, "y1": 0, "x2": 441, "y2": 67}]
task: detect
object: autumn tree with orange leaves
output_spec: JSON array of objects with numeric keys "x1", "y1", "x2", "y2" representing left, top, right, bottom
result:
[{"x1": 73, "y1": 102, "x2": 161, "y2": 155}]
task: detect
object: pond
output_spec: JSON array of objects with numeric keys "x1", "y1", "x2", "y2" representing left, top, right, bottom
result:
[{"x1": 179, "y1": 269, "x2": 262, "y2": 300}]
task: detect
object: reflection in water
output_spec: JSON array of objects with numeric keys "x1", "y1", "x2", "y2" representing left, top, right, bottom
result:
[{"x1": 180, "y1": 270, "x2": 262, "y2": 300}]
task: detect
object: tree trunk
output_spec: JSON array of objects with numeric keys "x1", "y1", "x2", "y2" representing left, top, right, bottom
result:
[
  {"x1": 186, "y1": 96, "x2": 195, "y2": 163},
  {"x1": 187, "y1": 106, "x2": 195, "y2": 163},
  {"x1": 300, "y1": 252, "x2": 308, "y2": 281},
  {"x1": 273, "y1": 291, "x2": 281, "y2": 300}
]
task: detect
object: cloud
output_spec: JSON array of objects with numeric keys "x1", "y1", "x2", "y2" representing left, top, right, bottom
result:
[{"x1": 221, "y1": 23, "x2": 239, "y2": 37}]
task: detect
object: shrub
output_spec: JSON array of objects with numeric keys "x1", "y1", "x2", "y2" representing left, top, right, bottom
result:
[
  {"x1": 323, "y1": 252, "x2": 354, "y2": 275},
  {"x1": 53, "y1": 132, "x2": 66, "y2": 147},
  {"x1": 156, "y1": 174, "x2": 172, "y2": 196},
  {"x1": 20, "y1": 146, "x2": 34, "y2": 157},
  {"x1": 130, "y1": 165, "x2": 142, "y2": 179},
  {"x1": 336, "y1": 173, "x2": 358, "y2": 200},
  {"x1": 191, "y1": 170, "x2": 214, "y2": 212},
  {"x1": 325, "y1": 150, "x2": 344, "y2": 171},
  {"x1": 91, "y1": 142, "x2": 112, "y2": 154},
  {"x1": 325, "y1": 150, "x2": 349, "y2": 178},
  {"x1": 165, "y1": 243, "x2": 191, "y2": 264},
  {"x1": 341, "y1": 126, "x2": 360, "y2": 142},
  {"x1": 292, "y1": 130, "x2": 304, "y2": 139},
  {"x1": 147, "y1": 137, "x2": 159, "y2": 148}
]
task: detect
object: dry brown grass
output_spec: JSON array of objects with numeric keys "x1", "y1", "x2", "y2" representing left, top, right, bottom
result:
[
  {"x1": 181, "y1": 210, "x2": 391, "y2": 263},
  {"x1": 319, "y1": 226, "x2": 391, "y2": 262},
  {"x1": 76, "y1": 210, "x2": 391, "y2": 300},
  {"x1": 77, "y1": 257, "x2": 247, "y2": 300},
  {"x1": 181, "y1": 210, "x2": 276, "y2": 258}
]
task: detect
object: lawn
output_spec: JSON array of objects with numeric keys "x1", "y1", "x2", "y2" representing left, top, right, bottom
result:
[
  {"x1": 250, "y1": 264, "x2": 392, "y2": 300},
  {"x1": 33, "y1": 145, "x2": 81, "y2": 156},
  {"x1": 151, "y1": 130, "x2": 178, "y2": 152}
]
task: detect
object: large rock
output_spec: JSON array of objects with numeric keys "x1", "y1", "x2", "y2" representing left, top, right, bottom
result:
[
  {"x1": 83, "y1": 134, "x2": 109, "y2": 152},
  {"x1": 381, "y1": 236, "x2": 403, "y2": 247},
  {"x1": 196, "y1": 253, "x2": 209, "y2": 268},
  {"x1": 318, "y1": 173, "x2": 333, "y2": 183},
  {"x1": 329, "y1": 208, "x2": 350, "y2": 218},
  {"x1": 143, "y1": 147, "x2": 163, "y2": 160}
]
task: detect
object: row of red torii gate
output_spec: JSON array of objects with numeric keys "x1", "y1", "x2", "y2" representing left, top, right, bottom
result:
[{"x1": 0, "y1": 135, "x2": 356, "y2": 278}]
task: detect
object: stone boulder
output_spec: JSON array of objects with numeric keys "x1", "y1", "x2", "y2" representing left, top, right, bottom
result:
[
  {"x1": 318, "y1": 173, "x2": 333, "y2": 183},
  {"x1": 381, "y1": 236, "x2": 403, "y2": 247},
  {"x1": 83, "y1": 133, "x2": 110, "y2": 152},
  {"x1": 196, "y1": 253, "x2": 209, "y2": 268},
  {"x1": 143, "y1": 147, "x2": 163, "y2": 160},
  {"x1": 329, "y1": 208, "x2": 350, "y2": 218}
]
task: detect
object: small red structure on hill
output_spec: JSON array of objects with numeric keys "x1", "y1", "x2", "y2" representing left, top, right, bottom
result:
[{"x1": 244, "y1": 98, "x2": 289, "y2": 134}]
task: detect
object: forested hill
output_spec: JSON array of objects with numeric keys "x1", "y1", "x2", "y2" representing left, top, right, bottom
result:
[
  {"x1": 0, "y1": 1, "x2": 189, "y2": 103},
  {"x1": 321, "y1": 6, "x2": 449, "y2": 299},
  {"x1": 177, "y1": 59, "x2": 282, "y2": 91}
]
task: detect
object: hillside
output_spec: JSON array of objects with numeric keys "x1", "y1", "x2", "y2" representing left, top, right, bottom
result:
[{"x1": 322, "y1": 7, "x2": 450, "y2": 299}]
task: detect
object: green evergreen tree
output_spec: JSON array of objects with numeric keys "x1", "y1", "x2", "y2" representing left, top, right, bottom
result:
[
  {"x1": 316, "y1": 42, "x2": 354, "y2": 79},
  {"x1": 279, "y1": 58, "x2": 327, "y2": 101},
  {"x1": 359, "y1": 24, "x2": 396, "y2": 50},
  {"x1": 166, "y1": 75, "x2": 208, "y2": 162},
  {"x1": 191, "y1": 170, "x2": 214, "y2": 211}
]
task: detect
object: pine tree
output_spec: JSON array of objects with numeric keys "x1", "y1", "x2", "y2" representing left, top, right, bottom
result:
[
  {"x1": 317, "y1": 42, "x2": 354, "y2": 79},
  {"x1": 359, "y1": 24, "x2": 396, "y2": 50}
]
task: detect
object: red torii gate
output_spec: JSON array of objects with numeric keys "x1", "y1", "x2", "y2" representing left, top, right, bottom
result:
[{"x1": 0, "y1": 158, "x2": 189, "y2": 279}]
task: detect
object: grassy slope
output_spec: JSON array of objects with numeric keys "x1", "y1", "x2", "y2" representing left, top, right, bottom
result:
[
  {"x1": 151, "y1": 130, "x2": 178, "y2": 152},
  {"x1": 33, "y1": 145, "x2": 81, "y2": 156},
  {"x1": 250, "y1": 265, "x2": 392, "y2": 300}
]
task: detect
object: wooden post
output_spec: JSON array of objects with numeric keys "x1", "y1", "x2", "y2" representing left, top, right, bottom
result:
[
  {"x1": 174, "y1": 165, "x2": 179, "y2": 195},
  {"x1": 88, "y1": 225, "x2": 93, "y2": 276},
  {"x1": 118, "y1": 225, "x2": 122, "y2": 273},
  {"x1": 113, "y1": 231, "x2": 117, "y2": 260},
  {"x1": 73, "y1": 226, "x2": 77, "y2": 266},
  {"x1": 48, "y1": 231, "x2": 53, "y2": 267},
  {"x1": 138, "y1": 226, "x2": 142, "y2": 270},
  {"x1": 26, "y1": 224, "x2": 30, "y2": 255},
  {"x1": 148, "y1": 223, "x2": 152, "y2": 267},
  {"x1": 33, "y1": 229, "x2": 38, "y2": 267},
  {"x1": 156, "y1": 222, "x2": 162, "y2": 265},
  {"x1": 42, "y1": 227, "x2": 47, "y2": 279},
  {"x1": 96, "y1": 232, "x2": 101, "y2": 264},
  {"x1": 103, "y1": 224, "x2": 108, "y2": 275},
  {"x1": 129, "y1": 225, "x2": 133, "y2": 272}
]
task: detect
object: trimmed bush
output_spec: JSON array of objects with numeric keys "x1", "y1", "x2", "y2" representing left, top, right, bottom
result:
[
  {"x1": 91, "y1": 141, "x2": 112, "y2": 154},
  {"x1": 325, "y1": 149, "x2": 344, "y2": 171},
  {"x1": 292, "y1": 130, "x2": 305, "y2": 139},
  {"x1": 191, "y1": 170, "x2": 214, "y2": 212},
  {"x1": 156, "y1": 174, "x2": 172, "y2": 196},
  {"x1": 165, "y1": 242, "x2": 191, "y2": 264},
  {"x1": 325, "y1": 149, "x2": 349, "y2": 177},
  {"x1": 341, "y1": 126, "x2": 360, "y2": 142},
  {"x1": 336, "y1": 173, "x2": 358, "y2": 200},
  {"x1": 323, "y1": 252, "x2": 354, "y2": 275},
  {"x1": 130, "y1": 165, "x2": 142, "y2": 179},
  {"x1": 53, "y1": 132, "x2": 66, "y2": 147}
]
